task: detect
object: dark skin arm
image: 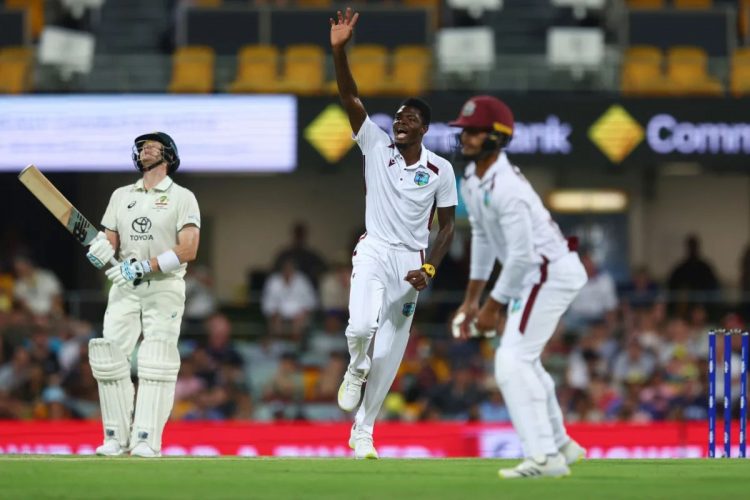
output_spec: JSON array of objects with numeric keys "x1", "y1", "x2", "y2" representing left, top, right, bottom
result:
[
  {"x1": 330, "y1": 7, "x2": 367, "y2": 134},
  {"x1": 405, "y1": 206, "x2": 456, "y2": 291}
]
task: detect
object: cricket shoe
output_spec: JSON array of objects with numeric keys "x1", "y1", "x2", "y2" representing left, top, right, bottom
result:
[
  {"x1": 559, "y1": 439, "x2": 586, "y2": 465},
  {"x1": 130, "y1": 442, "x2": 161, "y2": 458},
  {"x1": 338, "y1": 369, "x2": 366, "y2": 412},
  {"x1": 352, "y1": 431, "x2": 379, "y2": 460},
  {"x1": 95, "y1": 440, "x2": 126, "y2": 457},
  {"x1": 498, "y1": 453, "x2": 570, "y2": 479}
]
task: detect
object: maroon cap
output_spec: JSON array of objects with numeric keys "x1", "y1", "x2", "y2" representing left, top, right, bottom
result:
[{"x1": 449, "y1": 95, "x2": 514, "y2": 135}]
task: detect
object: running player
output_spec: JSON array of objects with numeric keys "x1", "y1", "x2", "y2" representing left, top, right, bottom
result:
[{"x1": 330, "y1": 7, "x2": 458, "y2": 459}]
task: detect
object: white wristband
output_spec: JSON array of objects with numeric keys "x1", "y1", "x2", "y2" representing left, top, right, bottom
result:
[{"x1": 156, "y1": 250, "x2": 181, "y2": 273}]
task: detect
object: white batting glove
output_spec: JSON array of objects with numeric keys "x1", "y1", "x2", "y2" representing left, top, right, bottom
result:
[
  {"x1": 86, "y1": 231, "x2": 115, "y2": 269},
  {"x1": 451, "y1": 312, "x2": 496, "y2": 339},
  {"x1": 106, "y1": 258, "x2": 152, "y2": 287}
]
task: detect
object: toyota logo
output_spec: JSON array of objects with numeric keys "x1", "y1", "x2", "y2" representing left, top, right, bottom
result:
[{"x1": 131, "y1": 217, "x2": 152, "y2": 234}]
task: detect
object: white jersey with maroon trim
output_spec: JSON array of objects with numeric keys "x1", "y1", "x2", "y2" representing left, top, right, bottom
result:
[
  {"x1": 460, "y1": 152, "x2": 569, "y2": 303},
  {"x1": 355, "y1": 116, "x2": 457, "y2": 251}
]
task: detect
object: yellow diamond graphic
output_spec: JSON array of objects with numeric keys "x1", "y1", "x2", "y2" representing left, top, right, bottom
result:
[
  {"x1": 304, "y1": 104, "x2": 355, "y2": 163},
  {"x1": 588, "y1": 105, "x2": 644, "y2": 164}
]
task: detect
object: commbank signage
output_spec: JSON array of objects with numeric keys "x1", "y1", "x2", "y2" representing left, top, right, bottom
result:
[{"x1": 298, "y1": 96, "x2": 750, "y2": 169}]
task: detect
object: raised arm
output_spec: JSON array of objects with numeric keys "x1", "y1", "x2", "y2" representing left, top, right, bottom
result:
[{"x1": 330, "y1": 7, "x2": 367, "y2": 134}]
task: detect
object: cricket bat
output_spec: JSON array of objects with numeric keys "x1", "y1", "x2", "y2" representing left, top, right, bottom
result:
[{"x1": 18, "y1": 165, "x2": 118, "y2": 266}]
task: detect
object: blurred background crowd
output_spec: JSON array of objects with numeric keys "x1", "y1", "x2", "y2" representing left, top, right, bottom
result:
[{"x1": 2, "y1": 221, "x2": 749, "y2": 426}]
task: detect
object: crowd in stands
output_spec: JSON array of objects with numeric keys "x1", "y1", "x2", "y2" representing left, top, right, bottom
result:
[{"x1": 1, "y1": 225, "x2": 749, "y2": 427}]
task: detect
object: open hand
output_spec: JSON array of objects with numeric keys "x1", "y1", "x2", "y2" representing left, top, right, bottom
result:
[{"x1": 330, "y1": 7, "x2": 359, "y2": 48}]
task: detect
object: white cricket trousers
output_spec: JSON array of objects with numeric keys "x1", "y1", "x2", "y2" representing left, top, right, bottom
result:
[
  {"x1": 104, "y1": 278, "x2": 186, "y2": 355},
  {"x1": 495, "y1": 251, "x2": 587, "y2": 459},
  {"x1": 346, "y1": 235, "x2": 422, "y2": 436}
]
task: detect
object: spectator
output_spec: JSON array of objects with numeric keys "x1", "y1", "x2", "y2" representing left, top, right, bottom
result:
[
  {"x1": 12, "y1": 256, "x2": 63, "y2": 317},
  {"x1": 318, "y1": 261, "x2": 351, "y2": 316},
  {"x1": 667, "y1": 234, "x2": 720, "y2": 316},
  {"x1": 184, "y1": 265, "x2": 218, "y2": 323},
  {"x1": 611, "y1": 338, "x2": 657, "y2": 386},
  {"x1": 620, "y1": 265, "x2": 661, "y2": 310},
  {"x1": 272, "y1": 222, "x2": 327, "y2": 288},
  {"x1": 261, "y1": 259, "x2": 317, "y2": 340},
  {"x1": 204, "y1": 313, "x2": 243, "y2": 368},
  {"x1": 566, "y1": 251, "x2": 618, "y2": 331},
  {"x1": 262, "y1": 353, "x2": 304, "y2": 405}
]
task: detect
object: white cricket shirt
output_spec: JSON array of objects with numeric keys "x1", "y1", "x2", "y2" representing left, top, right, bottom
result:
[
  {"x1": 355, "y1": 116, "x2": 457, "y2": 251},
  {"x1": 461, "y1": 152, "x2": 569, "y2": 302},
  {"x1": 101, "y1": 176, "x2": 201, "y2": 279}
]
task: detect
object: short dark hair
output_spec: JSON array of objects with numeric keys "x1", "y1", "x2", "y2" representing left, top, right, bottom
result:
[{"x1": 400, "y1": 97, "x2": 431, "y2": 127}]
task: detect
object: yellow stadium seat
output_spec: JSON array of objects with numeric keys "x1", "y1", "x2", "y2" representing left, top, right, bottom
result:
[
  {"x1": 229, "y1": 45, "x2": 280, "y2": 93},
  {"x1": 621, "y1": 46, "x2": 670, "y2": 96},
  {"x1": 626, "y1": 0, "x2": 665, "y2": 8},
  {"x1": 296, "y1": 0, "x2": 332, "y2": 6},
  {"x1": 0, "y1": 46, "x2": 33, "y2": 94},
  {"x1": 349, "y1": 44, "x2": 389, "y2": 96},
  {"x1": 666, "y1": 46, "x2": 723, "y2": 95},
  {"x1": 731, "y1": 48, "x2": 750, "y2": 96},
  {"x1": 168, "y1": 46, "x2": 215, "y2": 93},
  {"x1": 302, "y1": 368, "x2": 320, "y2": 401},
  {"x1": 5, "y1": 0, "x2": 44, "y2": 39},
  {"x1": 193, "y1": 0, "x2": 222, "y2": 6},
  {"x1": 404, "y1": 0, "x2": 440, "y2": 5},
  {"x1": 278, "y1": 44, "x2": 325, "y2": 95},
  {"x1": 673, "y1": 0, "x2": 712, "y2": 9},
  {"x1": 741, "y1": 0, "x2": 750, "y2": 42},
  {"x1": 385, "y1": 45, "x2": 431, "y2": 96}
]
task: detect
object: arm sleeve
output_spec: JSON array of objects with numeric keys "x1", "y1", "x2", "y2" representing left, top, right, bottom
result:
[
  {"x1": 469, "y1": 215, "x2": 494, "y2": 281},
  {"x1": 177, "y1": 190, "x2": 201, "y2": 231},
  {"x1": 100, "y1": 191, "x2": 119, "y2": 232},
  {"x1": 490, "y1": 199, "x2": 536, "y2": 303},
  {"x1": 354, "y1": 116, "x2": 392, "y2": 153},
  {"x1": 436, "y1": 166, "x2": 458, "y2": 208}
]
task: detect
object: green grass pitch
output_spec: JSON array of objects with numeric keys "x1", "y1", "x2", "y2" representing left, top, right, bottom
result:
[{"x1": 1, "y1": 457, "x2": 747, "y2": 499}]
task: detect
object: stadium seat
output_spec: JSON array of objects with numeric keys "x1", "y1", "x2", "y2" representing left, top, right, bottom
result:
[
  {"x1": 626, "y1": 0, "x2": 665, "y2": 8},
  {"x1": 385, "y1": 45, "x2": 431, "y2": 96},
  {"x1": 168, "y1": 46, "x2": 215, "y2": 93},
  {"x1": 349, "y1": 44, "x2": 389, "y2": 96},
  {"x1": 621, "y1": 45, "x2": 669, "y2": 96},
  {"x1": 0, "y1": 46, "x2": 33, "y2": 93},
  {"x1": 666, "y1": 46, "x2": 723, "y2": 96},
  {"x1": 741, "y1": 0, "x2": 750, "y2": 43},
  {"x1": 193, "y1": 0, "x2": 222, "y2": 6},
  {"x1": 229, "y1": 45, "x2": 280, "y2": 93},
  {"x1": 730, "y1": 47, "x2": 750, "y2": 96},
  {"x1": 278, "y1": 44, "x2": 325, "y2": 95},
  {"x1": 296, "y1": 0, "x2": 332, "y2": 6},
  {"x1": 5, "y1": 0, "x2": 44, "y2": 39},
  {"x1": 673, "y1": 0, "x2": 713, "y2": 9}
]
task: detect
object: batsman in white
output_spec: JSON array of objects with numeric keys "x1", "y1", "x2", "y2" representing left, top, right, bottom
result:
[
  {"x1": 85, "y1": 132, "x2": 200, "y2": 457},
  {"x1": 450, "y1": 96, "x2": 587, "y2": 478},
  {"x1": 330, "y1": 7, "x2": 458, "y2": 459}
]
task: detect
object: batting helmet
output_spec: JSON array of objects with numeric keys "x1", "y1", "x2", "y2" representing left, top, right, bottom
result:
[
  {"x1": 132, "y1": 132, "x2": 180, "y2": 174},
  {"x1": 450, "y1": 96, "x2": 514, "y2": 154}
]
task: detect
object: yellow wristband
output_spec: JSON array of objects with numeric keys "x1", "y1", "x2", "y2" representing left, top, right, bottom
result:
[{"x1": 421, "y1": 263, "x2": 436, "y2": 278}]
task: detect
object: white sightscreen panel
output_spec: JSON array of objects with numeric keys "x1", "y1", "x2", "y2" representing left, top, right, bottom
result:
[{"x1": 0, "y1": 95, "x2": 297, "y2": 172}]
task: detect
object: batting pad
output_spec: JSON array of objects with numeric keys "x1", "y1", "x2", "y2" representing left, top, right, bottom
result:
[
  {"x1": 131, "y1": 339, "x2": 181, "y2": 452},
  {"x1": 89, "y1": 338, "x2": 135, "y2": 447}
]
